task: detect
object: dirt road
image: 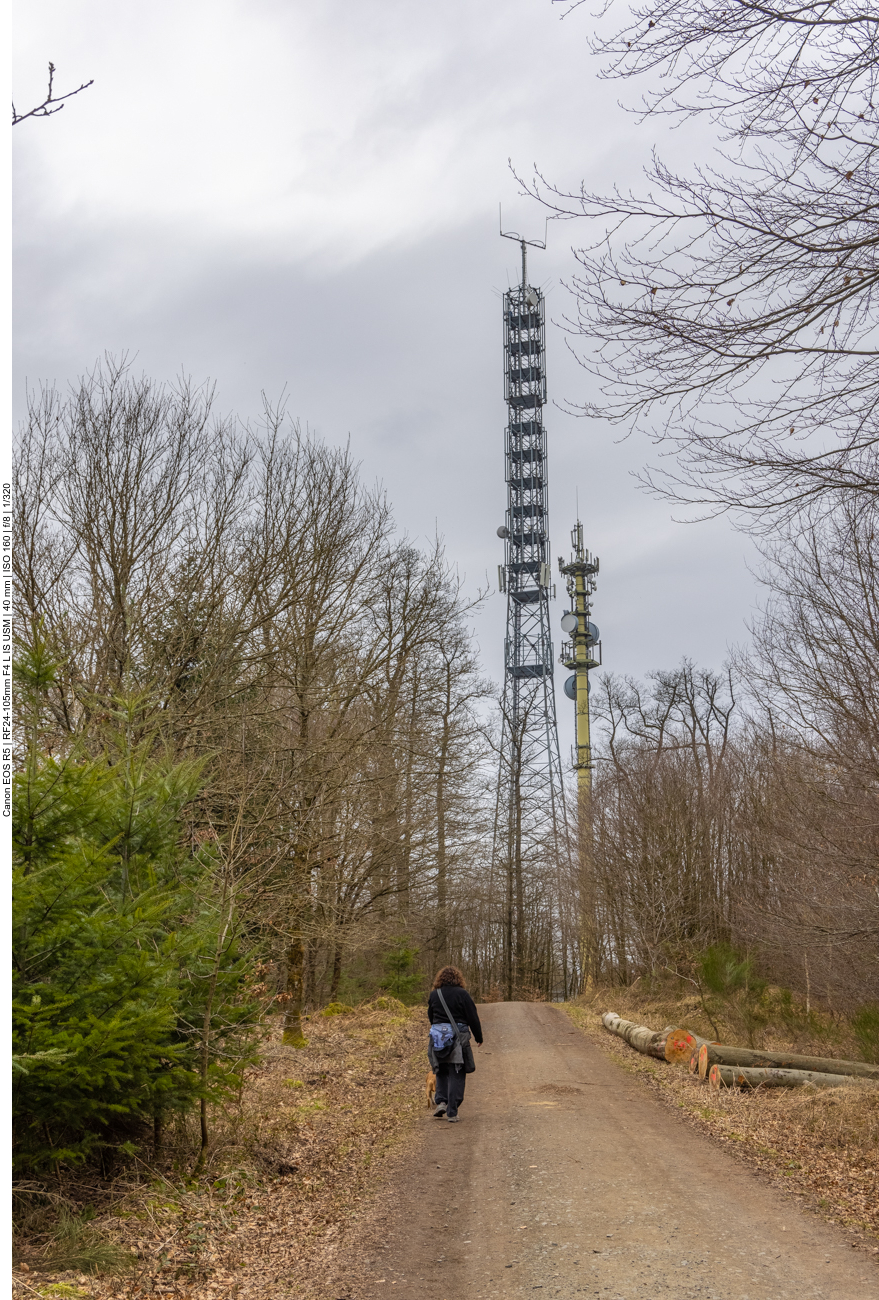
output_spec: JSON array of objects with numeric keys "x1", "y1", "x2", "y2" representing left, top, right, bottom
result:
[{"x1": 334, "y1": 1003, "x2": 876, "y2": 1300}]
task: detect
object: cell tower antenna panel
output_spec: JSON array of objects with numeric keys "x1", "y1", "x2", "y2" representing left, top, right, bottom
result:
[{"x1": 492, "y1": 225, "x2": 569, "y2": 997}]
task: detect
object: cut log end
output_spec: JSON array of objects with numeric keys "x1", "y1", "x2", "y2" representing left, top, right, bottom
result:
[
  {"x1": 698, "y1": 1042, "x2": 709, "y2": 1081},
  {"x1": 664, "y1": 1030, "x2": 697, "y2": 1065},
  {"x1": 664, "y1": 1030, "x2": 717, "y2": 1068}
]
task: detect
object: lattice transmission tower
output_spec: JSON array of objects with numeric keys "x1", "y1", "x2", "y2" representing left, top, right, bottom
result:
[{"x1": 493, "y1": 227, "x2": 569, "y2": 998}]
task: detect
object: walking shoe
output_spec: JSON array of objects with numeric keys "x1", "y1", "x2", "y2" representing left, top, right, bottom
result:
[
  {"x1": 445, "y1": 1114, "x2": 460, "y2": 1122},
  {"x1": 432, "y1": 1105, "x2": 447, "y2": 1117}
]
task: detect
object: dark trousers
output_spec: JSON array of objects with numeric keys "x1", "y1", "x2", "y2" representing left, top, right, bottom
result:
[{"x1": 434, "y1": 1062, "x2": 466, "y2": 1117}]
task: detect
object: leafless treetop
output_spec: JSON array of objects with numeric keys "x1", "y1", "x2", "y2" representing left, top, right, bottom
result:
[{"x1": 532, "y1": 0, "x2": 879, "y2": 525}]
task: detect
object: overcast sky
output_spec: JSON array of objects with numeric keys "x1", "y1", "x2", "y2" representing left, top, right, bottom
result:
[{"x1": 13, "y1": 0, "x2": 761, "y2": 738}]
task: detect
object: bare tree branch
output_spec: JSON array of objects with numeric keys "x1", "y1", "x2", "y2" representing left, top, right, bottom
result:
[
  {"x1": 529, "y1": 0, "x2": 879, "y2": 525},
  {"x1": 12, "y1": 62, "x2": 93, "y2": 126}
]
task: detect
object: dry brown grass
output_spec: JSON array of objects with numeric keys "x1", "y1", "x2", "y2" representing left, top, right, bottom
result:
[
  {"x1": 561, "y1": 995, "x2": 879, "y2": 1253},
  {"x1": 580, "y1": 978, "x2": 868, "y2": 1060},
  {"x1": 12, "y1": 997, "x2": 429, "y2": 1299}
]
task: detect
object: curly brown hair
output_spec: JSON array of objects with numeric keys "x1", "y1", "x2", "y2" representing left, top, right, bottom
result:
[{"x1": 431, "y1": 965, "x2": 466, "y2": 990}]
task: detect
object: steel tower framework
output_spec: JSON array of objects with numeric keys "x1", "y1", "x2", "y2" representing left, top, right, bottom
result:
[{"x1": 493, "y1": 235, "x2": 567, "y2": 988}]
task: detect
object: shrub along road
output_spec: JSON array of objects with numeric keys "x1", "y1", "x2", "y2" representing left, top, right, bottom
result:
[{"x1": 330, "y1": 1002, "x2": 876, "y2": 1300}]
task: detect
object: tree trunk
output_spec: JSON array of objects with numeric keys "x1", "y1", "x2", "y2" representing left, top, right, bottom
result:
[
  {"x1": 283, "y1": 936, "x2": 307, "y2": 1047},
  {"x1": 329, "y1": 942, "x2": 343, "y2": 1001},
  {"x1": 504, "y1": 847, "x2": 514, "y2": 1002},
  {"x1": 303, "y1": 936, "x2": 316, "y2": 1015},
  {"x1": 504, "y1": 735, "x2": 522, "y2": 1003},
  {"x1": 397, "y1": 671, "x2": 420, "y2": 921},
  {"x1": 197, "y1": 1096, "x2": 209, "y2": 1170},
  {"x1": 435, "y1": 699, "x2": 450, "y2": 956},
  {"x1": 699, "y1": 1042, "x2": 879, "y2": 1081},
  {"x1": 709, "y1": 1064, "x2": 874, "y2": 1090},
  {"x1": 601, "y1": 1012, "x2": 676, "y2": 1059},
  {"x1": 514, "y1": 780, "x2": 525, "y2": 996},
  {"x1": 577, "y1": 795, "x2": 598, "y2": 991},
  {"x1": 192, "y1": 869, "x2": 235, "y2": 1176}
]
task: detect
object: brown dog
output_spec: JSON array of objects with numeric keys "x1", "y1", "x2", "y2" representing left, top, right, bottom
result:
[{"x1": 426, "y1": 1070, "x2": 436, "y2": 1107}]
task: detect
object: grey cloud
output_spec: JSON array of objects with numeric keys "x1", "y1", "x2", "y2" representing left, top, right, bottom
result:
[
  {"x1": 14, "y1": 0, "x2": 761, "y2": 729},
  {"x1": 13, "y1": 211, "x2": 760, "y2": 703}
]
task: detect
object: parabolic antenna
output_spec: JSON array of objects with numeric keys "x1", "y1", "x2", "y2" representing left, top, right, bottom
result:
[
  {"x1": 586, "y1": 621, "x2": 600, "y2": 645},
  {"x1": 564, "y1": 674, "x2": 591, "y2": 699},
  {"x1": 497, "y1": 525, "x2": 510, "y2": 539},
  {"x1": 560, "y1": 611, "x2": 578, "y2": 634}
]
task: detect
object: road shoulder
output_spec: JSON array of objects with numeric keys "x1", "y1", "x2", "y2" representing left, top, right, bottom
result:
[{"x1": 561, "y1": 1001, "x2": 879, "y2": 1258}]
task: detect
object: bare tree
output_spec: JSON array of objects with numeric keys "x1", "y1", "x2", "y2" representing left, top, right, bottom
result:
[
  {"x1": 14, "y1": 360, "x2": 499, "y2": 1027},
  {"x1": 738, "y1": 493, "x2": 879, "y2": 1003},
  {"x1": 586, "y1": 663, "x2": 742, "y2": 981},
  {"x1": 14, "y1": 358, "x2": 254, "y2": 739},
  {"x1": 485, "y1": 685, "x2": 571, "y2": 1001},
  {"x1": 428, "y1": 617, "x2": 492, "y2": 961},
  {"x1": 528, "y1": 0, "x2": 879, "y2": 524}
]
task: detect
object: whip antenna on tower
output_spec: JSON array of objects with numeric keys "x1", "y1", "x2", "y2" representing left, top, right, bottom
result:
[{"x1": 499, "y1": 205, "x2": 548, "y2": 287}]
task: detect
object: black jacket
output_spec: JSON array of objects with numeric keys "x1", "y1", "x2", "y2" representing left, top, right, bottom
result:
[{"x1": 428, "y1": 986, "x2": 483, "y2": 1044}]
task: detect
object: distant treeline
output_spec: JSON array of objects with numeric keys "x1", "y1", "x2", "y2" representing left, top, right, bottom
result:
[{"x1": 583, "y1": 524, "x2": 879, "y2": 1011}]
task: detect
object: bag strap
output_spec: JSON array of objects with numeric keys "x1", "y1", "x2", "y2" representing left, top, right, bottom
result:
[{"x1": 436, "y1": 988, "x2": 463, "y2": 1048}]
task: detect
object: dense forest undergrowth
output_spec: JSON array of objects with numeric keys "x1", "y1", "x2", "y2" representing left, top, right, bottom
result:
[{"x1": 12, "y1": 999, "x2": 427, "y2": 1299}]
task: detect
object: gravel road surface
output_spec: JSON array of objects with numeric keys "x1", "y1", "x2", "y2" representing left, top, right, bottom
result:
[{"x1": 343, "y1": 1002, "x2": 876, "y2": 1300}]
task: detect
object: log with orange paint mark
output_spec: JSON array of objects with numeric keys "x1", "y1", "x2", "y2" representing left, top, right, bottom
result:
[
  {"x1": 700, "y1": 1042, "x2": 879, "y2": 1082},
  {"x1": 708, "y1": 1063, "x2": 873, "y2": 1090}
]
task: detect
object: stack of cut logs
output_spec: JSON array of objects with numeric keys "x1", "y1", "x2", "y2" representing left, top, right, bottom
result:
[{"x1": 601, "y1": 1012, "x2": 879, "y2": 1090}]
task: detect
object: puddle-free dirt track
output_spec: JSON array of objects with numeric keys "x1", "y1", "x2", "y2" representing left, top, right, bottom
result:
[{"x1": 329, "y1": 1002, "x2": 876, "y2": 1299}]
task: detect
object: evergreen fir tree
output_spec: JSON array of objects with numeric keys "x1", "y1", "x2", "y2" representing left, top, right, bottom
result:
[{"x1": 12, "y1": 643, "x2": 257, "y2": 1173}]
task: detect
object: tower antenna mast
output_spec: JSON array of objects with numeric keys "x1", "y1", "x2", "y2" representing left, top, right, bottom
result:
[
  {"x1": 493, "y1": 214, "x2": 571, "y2": 1000},
  {"x1": 559, "y1": 524, "x2": 601, "y2": 795},
  {"x1": 499, "y1": 205, "x2": 548, "y2": 288},
  {"x1": 558, "y1": 516, "x2": 603, "y2": 991}
]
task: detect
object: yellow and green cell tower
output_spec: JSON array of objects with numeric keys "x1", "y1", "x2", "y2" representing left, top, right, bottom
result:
[{"x1": 559, "y1": 523, "x2": 600, "y2": 796}]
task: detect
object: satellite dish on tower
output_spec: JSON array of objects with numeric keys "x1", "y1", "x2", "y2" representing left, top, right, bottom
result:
[
  {"x1": 586, "y1": 622, "x2": 600, "y2": 646},
  {"x1": 497, "y1": 526, "x2": 510, "y2": 539},
  {"x1": 564, "y1": 674, "x2": 591, "y2": 699},
  {"x1": 560, "y1": 611, "x2": 578, "y2": 634}
]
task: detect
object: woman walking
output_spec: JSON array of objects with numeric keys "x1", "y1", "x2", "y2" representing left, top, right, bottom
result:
[{"x1": 427, "y1": 966, "x2": 483, "y2": 1122}]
